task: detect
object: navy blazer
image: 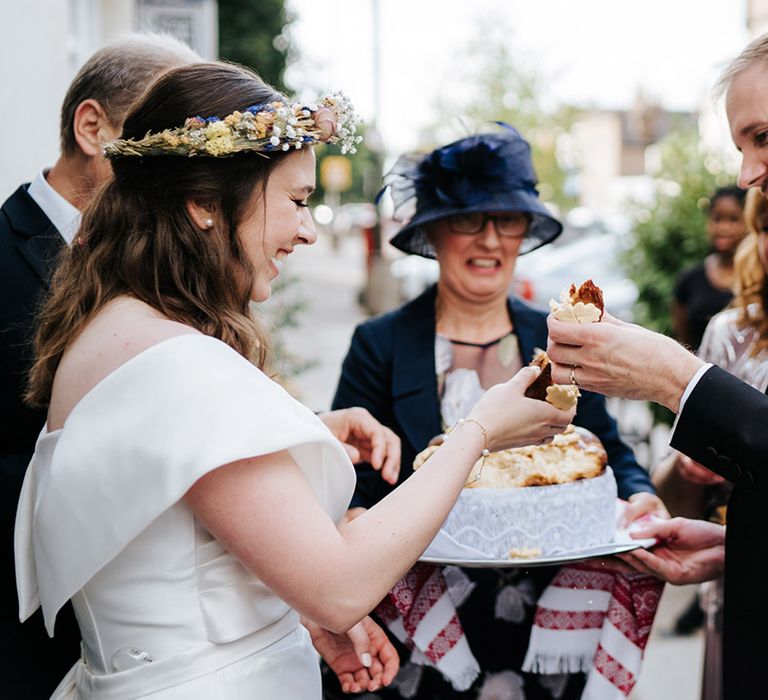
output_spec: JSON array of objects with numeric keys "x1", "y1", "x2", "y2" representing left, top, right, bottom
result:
[
  {"x1": 333, "y1": 284, "x2": 654, "y2": 508},
  {"x1": 671, "y1": 365, "x2": 768, "y2": 698},
  {"x1": 0, "y1": 184, "x2": 80, "y2": 696}
]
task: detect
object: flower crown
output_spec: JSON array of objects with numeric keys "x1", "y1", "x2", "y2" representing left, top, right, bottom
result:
[{"x1": 103, "y1": 92, "x2": 362, "y2": 159}]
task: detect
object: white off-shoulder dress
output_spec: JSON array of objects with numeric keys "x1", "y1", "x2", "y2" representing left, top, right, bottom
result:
[{"x1": 15, "y1": 335, "x2": 355, "y2": 699}]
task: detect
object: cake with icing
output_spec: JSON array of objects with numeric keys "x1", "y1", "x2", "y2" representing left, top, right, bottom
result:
[{"x1": 416, "y1": 426, "x2": 617, "y2": 559}]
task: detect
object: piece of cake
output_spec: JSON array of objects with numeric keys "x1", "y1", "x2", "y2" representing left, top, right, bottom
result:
[
  {"x1": 524, "y1": 350, "x2": 580, "y2": 410},
  {"x1": 549, "y1": 279, "x2": 605, "y2": 323},
  {"x1": 417, "y1": 426, "x2": 617, "y2": 558}
]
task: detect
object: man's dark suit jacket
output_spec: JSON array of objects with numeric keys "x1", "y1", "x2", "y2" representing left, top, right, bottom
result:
[
  {"x1": 332, "y1": 284, "x2": 654, "y2": 510},
  {"x1": 0, "y1": 184, "x2": 80, "y2": 695},
  {"x1": 672, "y1": 365, "x2": 768, "y2": 699}
]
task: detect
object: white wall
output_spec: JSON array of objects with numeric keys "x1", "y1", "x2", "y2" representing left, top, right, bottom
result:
[
  {"x1": 0, "y1": 0, "x2": 76, "y2": 199},
  {"x1": 0, "y1": 0, "x2": 215, "y2": 202}
]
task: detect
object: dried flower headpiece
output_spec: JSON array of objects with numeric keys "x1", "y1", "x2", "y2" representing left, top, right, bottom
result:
[{"x1": 103, "y1": 92, "x2": 362, "y2": 159}]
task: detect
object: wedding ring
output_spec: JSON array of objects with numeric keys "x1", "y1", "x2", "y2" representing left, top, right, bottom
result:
[{"x1": 569, "y1": 366, "x2": 578, "y2": 386}]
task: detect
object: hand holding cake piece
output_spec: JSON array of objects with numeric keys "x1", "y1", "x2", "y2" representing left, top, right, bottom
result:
[{"x1": 524, "y1": 350, "x2": 580, "y2": 410}]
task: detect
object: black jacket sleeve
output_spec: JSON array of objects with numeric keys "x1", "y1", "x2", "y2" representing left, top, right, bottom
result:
[{"x1": 671, "y1": 365, "x2": 768, "y2": 493}]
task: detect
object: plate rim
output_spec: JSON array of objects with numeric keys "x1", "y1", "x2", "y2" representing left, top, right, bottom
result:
[{"x1": 419, "y1": 540, "x2": 646, "y2": 568}]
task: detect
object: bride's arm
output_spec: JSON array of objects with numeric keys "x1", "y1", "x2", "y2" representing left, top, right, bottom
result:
[{"x1": 185, "y1": 366, "x2": 573, "y2": 633}]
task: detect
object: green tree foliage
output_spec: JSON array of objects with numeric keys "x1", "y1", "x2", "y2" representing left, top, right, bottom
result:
[
  {"x1": 623, "y1": 128, "x2": 736, "y2": 423},
  {"x1": 624, "y1": 129, "x2": 736, "y2": 336},
  {"x1": 218, "y1": 0, "x2": 294, "y2": 91},
  {"x1": 314, "y1": 131, "x2": 383, "y2": 205},
  {"x1": 431, "y1": 22, "x2": 579, "y2": 213}
]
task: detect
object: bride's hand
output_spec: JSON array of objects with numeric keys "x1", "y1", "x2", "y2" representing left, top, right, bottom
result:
[
  {"x1": 318, "y1": 407, "x2": 401, "y2": 484},
  {"x1": 304, "y1": 616, "x2": 399, "y2": 693},
  {"x1": 469, "y1": 366, "x2": 576, "y2": 452}
]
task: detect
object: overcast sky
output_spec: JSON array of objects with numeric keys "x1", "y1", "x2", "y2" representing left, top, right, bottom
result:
[{"x1": 286, "y1": 0, "x2": 749, "y2": 154}]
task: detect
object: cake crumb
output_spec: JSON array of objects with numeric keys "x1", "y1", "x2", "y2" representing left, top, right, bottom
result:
[{"x1": 507, "y1": 546, "x2": 542, "y2": 559}]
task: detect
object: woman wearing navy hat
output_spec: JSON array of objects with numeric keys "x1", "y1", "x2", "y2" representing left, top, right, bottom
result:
[{"x1": 332, "y1": 127, "x2": 667, "y2": 699}]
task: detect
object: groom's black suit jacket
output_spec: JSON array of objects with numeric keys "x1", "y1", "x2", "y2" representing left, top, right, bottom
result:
[
  {"x1": 0, "y1": 184, "x2": 80, "y2": 696},
  {"x1": 671, "y1": 365, "x2": 768, "y2": 699}
]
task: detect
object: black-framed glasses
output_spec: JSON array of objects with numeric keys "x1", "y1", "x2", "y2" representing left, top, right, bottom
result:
[{"x1": 447, "y1": 211, "x2": 530, "y2": 238}]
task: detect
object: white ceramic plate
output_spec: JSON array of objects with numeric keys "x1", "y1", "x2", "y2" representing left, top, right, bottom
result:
[{"x1": 419, "y1": 539, "x2": 652, "y2": 569}]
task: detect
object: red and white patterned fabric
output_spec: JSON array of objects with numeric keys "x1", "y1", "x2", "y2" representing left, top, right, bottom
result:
[
  {"x1": 522, "y1": 562, "x2": 664, "y2": 699},
  {"x1": 375, "y1": 563, "x2": 480, "y2": 691}
]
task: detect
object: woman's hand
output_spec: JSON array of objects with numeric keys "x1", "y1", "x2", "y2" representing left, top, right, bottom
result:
[
  {"x1": 468, "y1": 365, "x2": 576, "y2": 452},
  {"x1": 676, "y1": 454, "x2": 727, "y2": 486},
  {"x1": 305, "y1": 616, "x2": 399, "y2": 694},
  {"x1": 319, "y1": 408, "x2": 401, "y2": 484},
  {"x1": 619, "y1": 492, "x2": 670, "y2": 529},
  {"x1": 617, "y1": 517, "x2": 725, "y2": 585},
  {"x1": 546, "y1": 312, "x2": 705, "y2": 412}
]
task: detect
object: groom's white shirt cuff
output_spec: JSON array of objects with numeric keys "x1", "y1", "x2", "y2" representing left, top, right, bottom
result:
[{"x1": 671, "y1": 362, "x2": 713, "y2": 433}]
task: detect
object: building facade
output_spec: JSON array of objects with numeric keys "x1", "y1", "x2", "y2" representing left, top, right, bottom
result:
[{"x1": 0, "y1": 0, "x2": 216, "y2": 200}]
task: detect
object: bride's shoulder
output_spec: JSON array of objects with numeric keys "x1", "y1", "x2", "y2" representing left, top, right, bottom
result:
[{"x1": 49, "y1": 298, "x2": 202, "y2": 429}]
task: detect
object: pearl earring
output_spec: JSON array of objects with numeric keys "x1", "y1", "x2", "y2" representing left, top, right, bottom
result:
[{"x1": 204, "y1": 218, "x2": 214, "y2": 229}]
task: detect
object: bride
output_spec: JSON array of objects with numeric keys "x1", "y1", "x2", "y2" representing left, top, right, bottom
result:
[{"x1": 15, "y1": 62, "x2": 574, "y2": 699}]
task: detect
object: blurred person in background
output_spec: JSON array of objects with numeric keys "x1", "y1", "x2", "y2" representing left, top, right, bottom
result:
[
  {"x1": 665, "y1": 187, "x2": 746, "y2": 640},
  {"x1": 333, "y1": 126, "x2": 666, "y2": 699},
  {"x1": 653, "y1": 186, "x2": 768, "y2": 700},
  {"x1": 0, "y1": 33, "x2": 200, "y2": 697},
  {"x1": 673, "y1": 185, "x2": 747, "y2": 352}
]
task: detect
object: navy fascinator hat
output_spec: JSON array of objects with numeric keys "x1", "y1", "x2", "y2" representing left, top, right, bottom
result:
[{"x1": 382, "y1": 124, "x2": 562, "y2": 258}]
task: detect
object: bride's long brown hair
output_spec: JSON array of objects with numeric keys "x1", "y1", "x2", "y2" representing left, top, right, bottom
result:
[{"x1": 26, "y1": 62, "x2": 291, "y2": 407}]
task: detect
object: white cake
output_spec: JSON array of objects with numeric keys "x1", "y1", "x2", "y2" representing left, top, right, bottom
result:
[
  {"x1": 433, "y1": 468, "x2": 617, "y2": 558},
  {"x1": 417, "y1": 427, "x2": 618, "y2": 559}
]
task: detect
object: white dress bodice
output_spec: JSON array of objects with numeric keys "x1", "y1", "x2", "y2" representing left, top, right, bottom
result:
[{"x1": 15, "y1": 335, "x2": 356, "y2": 697}]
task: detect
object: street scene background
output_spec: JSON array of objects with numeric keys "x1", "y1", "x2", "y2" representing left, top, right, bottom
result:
[{"x1": 2, "y1": 1, "x2": 763, "y2": 697}]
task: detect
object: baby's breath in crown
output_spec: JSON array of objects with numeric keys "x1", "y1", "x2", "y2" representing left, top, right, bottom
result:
[{"x1": 103, "y1": 92, "x2": 362, "y2": 159}]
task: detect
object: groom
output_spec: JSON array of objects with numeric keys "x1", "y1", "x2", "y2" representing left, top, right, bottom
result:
[
  {"x1": 0, "y1": 34, "x2": 200, "y2": 697},
  {"x1": 546, "y1": 32, "x2": 768, "y2": 699}
]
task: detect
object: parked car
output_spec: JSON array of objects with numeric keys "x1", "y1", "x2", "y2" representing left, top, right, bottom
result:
[{"x1": 515, "y1": 230, "x2": 638, "y2": 320}]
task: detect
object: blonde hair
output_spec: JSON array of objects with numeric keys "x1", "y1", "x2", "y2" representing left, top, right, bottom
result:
[
  {"x1": 733, "y1": 188, "x2": 768, "y2": 355},
  {"x1": 715, "y1": 32, "x2": 768, "y2": 99}
]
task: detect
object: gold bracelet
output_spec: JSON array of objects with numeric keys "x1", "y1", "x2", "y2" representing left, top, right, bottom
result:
[{"x1": 452, "y1": 417, "x2": 491, "y2": 484}]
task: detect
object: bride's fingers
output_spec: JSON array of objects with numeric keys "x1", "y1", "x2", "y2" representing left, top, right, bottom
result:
[
  {"x1": 379, "y1": 435, "x2": 401, "y2": 485},
  {"x1": 512, "y1": 365, "x2": 543, "y2": 389},
  {"x1": 338, "y1": 671, "x2": 356, "y2": 693},
  {"x1": 352, "y1": 667, "x2": 372, "y2": 690},
  {"x1": 344, "y1": 620, "x2": 372, "y2": 669}
]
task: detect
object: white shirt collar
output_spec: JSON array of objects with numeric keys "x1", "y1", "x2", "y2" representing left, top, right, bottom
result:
[{"x1": 27, "y1": 169, "x2": 81, "y2": 246}]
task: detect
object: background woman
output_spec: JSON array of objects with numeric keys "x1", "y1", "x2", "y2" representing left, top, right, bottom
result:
[
  {"x1": 655, "y1": 186, "x2": 768, "y2": 700},
  {"x1": 673, "y1": 185, "x2": 747, "y2": 351},
  {"x1": 333, "y1": 127, "x2": 667, "y2": 699},
  {"x1": 15, "y1": 64, "x2": 574, "y2": 699}
]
